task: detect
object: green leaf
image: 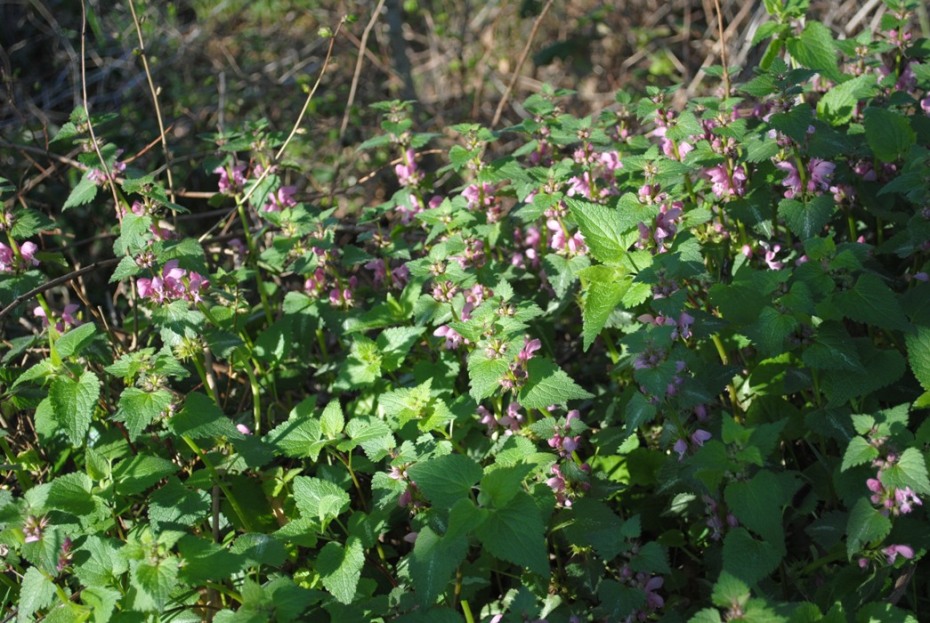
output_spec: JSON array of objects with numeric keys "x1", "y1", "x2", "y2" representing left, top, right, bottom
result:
[
  {"x1": 817, "y1": 74, "x2": 876, "y2": 126},
  {"x1": 879, "y1": 447, "x2": 930, "y2": 495},
  {"x1": 563, "y1": 498, "x2": 627, "y2": 561},
  {"x1": 479, "y1": 463, "x2": 535, "y2": 509},
  {"x1": 132, "y1": 556, "x2": 180, "y2": 609},
  {"x1": 722, "y1": 528, "x2": 782, "y2": 585},
  {"x1": 712, "y1": 571, "x2": 750, "y2": 609},
  {"x1": 580, "y1": 266, "x2": 630, "y2": 351},
  {"x1": 74, "y1": 536, "x2": 126, "y2": 588},
  {"x1": 292, "y1": 476, "x2": 350, "y2": 525},
  {"x1": 724, "y1": 471, "x2": 785, "y2": 545},
  {"x1": 864, "y1": 107, "x2": 916, "y2": 163},
  {"x1": 905, "y1": 326, "x2": 930, "y2": 392},
  {"x1": 321, "y1": 400, "x2": 345, "y2": 438},
  {"x1": 567, "y1": 197, "x2": 631, "y2": 264},
  {"x1": 63, "y1": 175, "x2": 99, "y2": 210},
  {"x1": 778, "y1": 195, "x2": 834, "y2": 240},
  {"x1": 230, "y1": 533, "x2": 287, "y2": 568},
  {"x1": 786, "y1": 21, "x2": 841, "y2": 82},
  {"x1": 841, "y1": 437, "x2": 879, "y2": 471},
  {"x1": 55, "y1": 322, "x2": 97, "y2": 359},
  {"x1": 475, "y1": 491, "x2": 549, "y2": 576},
  {"x1": 544, "y1": 253, "x2": 590, "y2": 299},
  {"x1": 467, "y1": 352, "x2": 509, "y2": 402},
  {"x1": 407, "y1": 454, "x2": 482, "y2": 508},
  {"x1": 409, "y1": 526, "x2": 469, "y2": 606},
  {"x1": 317, "y1": 538, "x2": 364, "y2": 605},
  {"x1": 835, "y1": 274, "x2": 910, "y2": 332},
  {"x1": 18, "y1": 566, "x2": 56, "y2": 622},
  {"x1": 111, "y1": 454, "x2": 178, "y2": 497},
  {"x1": 846, "y1": 497, "x2": 892, "y2": 558},
  {"x1": 47, "y1": 472, "x2": 96, "y2": 515},
  {"x1": 149, "y1": 478, "x2": 210, "y2": 531},
  {"x1": 169, "y1": 392, "x2": 243, "y2": 441},
  {"x1": 266, "y1": 416, "x2": 324, "y2": 460},
  {"x1": 376, "y1": 326, "x2": 425, "y2": 371},
  {"x1": 518, "y1": 357, "x2": 593, "y2": 409},
  {"x1": 49, "y1": 370, "x2": 100, "y2": 446},
  {"x1": 115, "y1": 388, "x2": 172, "y2": 440},
  {"x1": 344, "y1": 416, "x2": 395, "y2": 461}
]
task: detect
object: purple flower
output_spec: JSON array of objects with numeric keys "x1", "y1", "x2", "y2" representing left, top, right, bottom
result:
[
  {"x1": 518, "y1": 337, "x2": 542, "y2": 362},
  {"x1": 23, "y1": 515, "x2": 48, "y2": 543},
  {"x1": 883, "y1": 544, "x2": 915, "y2": 564},
  {"x1": 433, "y1": 325, "x2": 465, "y2": 349},
  {"x1": 673, "y1": 438, "x2": 688, "y2": 460},
  {"x1": 921, "y1": 96, "x2": 930, "y2": 115},
  {"x1": 776, "y1": 160, "x2": 802, "y2": 198},
  {"x1": 394, "y1": 149, "x2": 421, "y2": 186},
  {"x1": 215, "y1": 163, "x2": 248, "y2": 193},
  {"x1": 262, "y1": 185, "x2": 297, "y2": 212},
  {"x1": 706, "y1": 164, "x2": 747, "y2": 198}
]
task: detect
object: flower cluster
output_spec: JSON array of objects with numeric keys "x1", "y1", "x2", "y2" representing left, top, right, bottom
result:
[
  {"x1": 34, "y1": 304, "x2": 80, "y2": 333},
  {"x1": 137, "y1": 260, "x2": 210, "y2": 304},
  {"x1": 477, "y1": 401, "x2": 524, "y2": 435},
  {"x1": 775, "y1": 157, "x2": 835, "y2": 199},
  {"x1": 0, "y1": 240, "x2": 39, "y2": 273}
]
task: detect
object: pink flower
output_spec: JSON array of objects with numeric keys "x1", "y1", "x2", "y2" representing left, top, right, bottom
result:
[
  {"x1": 518, "y1": 337, "x2": 542, "y2": 362},
  {"x1": 394, "y1": 149, "x2": 421, "y2": 186},
  {"x1": 776, "y1": 160, "x2": 802, "y2": 198},
  {"x1": 433, "y1": 325, "x2": 465, "y2": 349},
  {"x1": 214, "y1": 163, "x2": 248, "y2": 193},
  {"x1": 235, "y1": 424, "x2": 252, "y2": 436},
  {"x1": 883, "y1": 544, "x2": 915, "y2": 564},
  {"x1": 263, "y1": 185, "x2": 297, "y2": 212},
  {"x1": 673, "y1": 438, "x2": 688, "y2": 461},
  {"x1": 691, "y1": 429, "x2": 711, "y2": 447}
]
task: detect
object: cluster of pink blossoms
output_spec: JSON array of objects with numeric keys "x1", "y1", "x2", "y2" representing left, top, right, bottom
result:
[
  {"x1": 547, "y1": 409, "x2": 582, "y2": 458},
  {"x1": 0, "y1": 240, "x2": 38, "y2": 273},
  {"x1": 87, "y1": 159, "x2": 126, "y2": 185},
  {"x1": 775, "y1": 158, "x2": 836, "y2": 199},
  {"x1": 672, "y1": 404, "x2": 712, "y2": 461},
  {"x1": 213, "y1": 163, "x2": 297, "y2": 212},
  {"x1": 477, "y1": 401, "x2": 524, "y2": 435},
  {"x1": 137, "y1": 260, "x2": 209, "y2": 303},
  {"x1": 703, "y1": 494, "x2": 739, "y2": 541},
  {"x1": 463, "y1": 182, "x2": 505, "y2": 223}
]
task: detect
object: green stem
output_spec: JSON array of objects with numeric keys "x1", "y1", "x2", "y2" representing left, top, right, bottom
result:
[
  {"x1": 179, "y1": 435, "x2": 252, "y2": 532},
  {"x1": 461, "y1": 600, "x2": 476, "y2": 623}
]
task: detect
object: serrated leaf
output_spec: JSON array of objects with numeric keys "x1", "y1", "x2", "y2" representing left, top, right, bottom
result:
[
  {"x1": 49, "y1": 370, "x2": 100, "y2": 446},
  {"x1": 344, "y1": 416, "x2": 395, "y2": 460},
  {"x1": 376, "y1": 326, "x2": 425, "y2": 371},
  {"x1": 712, "y1": 572, "x2": 750, "y2": 609},
  {"x1": 841, "y1": 437, "x2": 879, "y2": 471},
  {"x1": 63, "y1": 175, "x2": 98, "y2": 210},
  {"x1": 778, "y1": 195, "x2": 834, "y2": 240},
  {"x1": 115, "y1": 388, "x2": 172, "y2": 440},
  {"x1": 111, "y1": 454, "x2": 177, "y2": 497},
  {"x1": 724, "y1": 471, "x2": 785, "y2": 545},
  {"x1": 409, "y1": 526, "x2": 468, "y2": 606},
  {"x1": 722, "y1": 527, "x2": 782, "y2": 585},
  {"x1": 567, "y1": 197, "x2": 630, "y2": 264},
  {"x1": 293, "y1": 476, "x2": 350, "y2": 525},
  {"x1": 479, "y1": 463, "x2": 535, "y2": 509},
  {"x1": 467, "y1": 352, "x2": 509, "y2": 401},
  {"x1": 475, "y1": 491, "x2": 548, "y2": 576},
  {"x1": 906, "y1": 326, "x2": 930, "y2": 392},
  {"x1": 18, "y1": 566, "x2": 56, "y2": 622},
  {"x1": 846, "y1": 497, "x2": 891, "y2": 558},
  {"x1": 169, "y1": 392, "x2": 242, "y2": 441},
  {"x1": 518, "y1": 357, "x2": 593, "y2": 409},
  {"x1": 835, "y1": 274, "x2": 910, "y2": 332},
  {"x1": 864, "y1": 107, "x2": 916, "y2": 163},
  {"x1": 879, "y1": 447, "x2": 930, "y2": 495},
  {"x1": 786, "y1": 21, "x2": 841, "y2": 82},
  {"x1": 132, "y1": 556, "x2": 180, "y2": 609},
  {"x1": 266, "y1": 417, "x2": 324, "y2": 459},
  {"x1": 564, "y1": 499, "x2": 627, "y2": 561},
  {"x1": 817, "y1": 74, "x2": 876, "y2": 126},
  {"x1": 55, "y1": 322, "x2": 97, "y2": 359},
  {"x1": 317, "y1": 538, "x2": 364, "y2": 604},
  {"x1": 321, "y1": 400, "x2": 344, "y2": 438},
  {"x1": 580, "y1": 267, "x2": 630, "y2": 351},
  {"x1": 407, "y1": 454, "x2": 482, "y2": 508},
  {"x1": 46, "y1": 472, "x2": 95, "y2": 515}
]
